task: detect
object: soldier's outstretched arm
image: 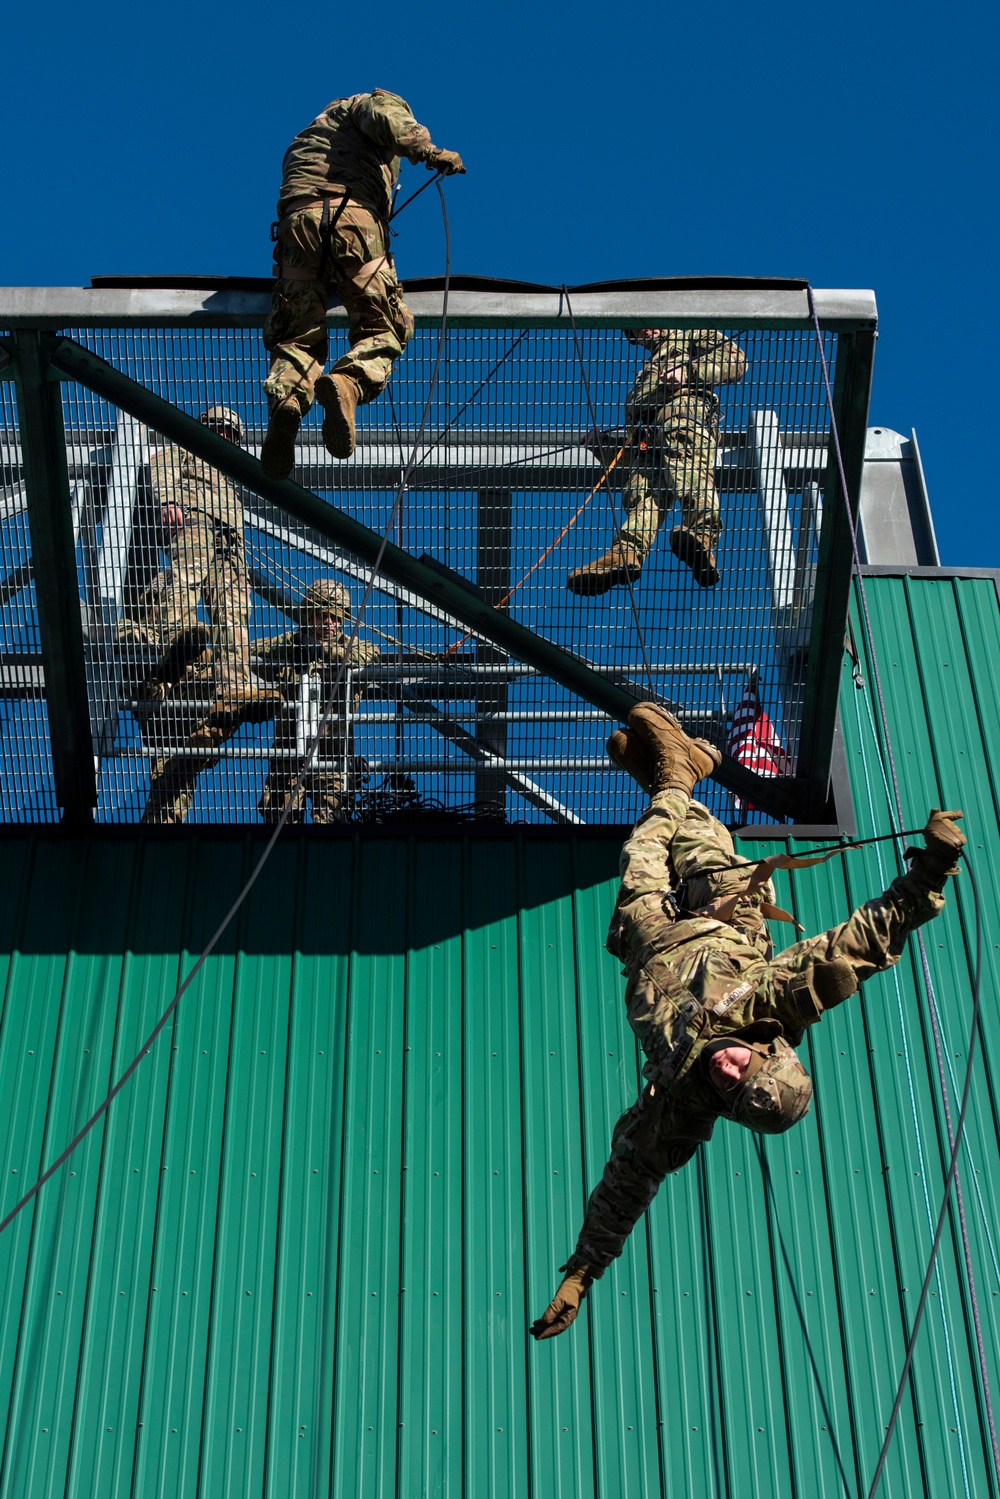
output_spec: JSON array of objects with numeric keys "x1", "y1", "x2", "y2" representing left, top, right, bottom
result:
[
  {"x1": 351, "y1": 90, "x2": 465, "y2": 174},
  {"x1": 530, "y1": 1084, "x2": 702, "y2": 1340},
  {"x1": 766, "y1": 810, "x2": 964, "y2": 1033}
]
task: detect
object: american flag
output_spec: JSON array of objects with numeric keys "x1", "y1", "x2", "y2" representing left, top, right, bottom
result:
[{"x1": 726, "y1": 674, "x2": 793, "y2": 812}]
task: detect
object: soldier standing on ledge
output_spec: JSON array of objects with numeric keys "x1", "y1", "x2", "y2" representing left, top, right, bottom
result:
[
  {"x1": 128, "y1": 406, "x2": 278, "y2": 717},
  {"x1": 567, "y1": 328, "x2": 746, "y2": 593},
  {"x1": 531, "y1": 704, "x2": 963, "y2": 1339},
  {"x1": 261, "y1": 89, "x2": 465, "y2": 479}
]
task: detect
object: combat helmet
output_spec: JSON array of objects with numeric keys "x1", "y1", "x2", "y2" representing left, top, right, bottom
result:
[
  {"x1": 728, "y1": 1036, "x2": 813, "y2": 1136},
  {"x1": 199, "y1": 405, "x2": 246, "y2": 444},
  {"x1": 299, "y1": 577, "x2": 352, "y2": 621}
]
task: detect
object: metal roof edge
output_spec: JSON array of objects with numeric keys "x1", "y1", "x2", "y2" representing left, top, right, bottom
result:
[
  {"x1": 0, "y1": 284, "x2": 877, "y2": 331},
  {"x1": 859, "y1": 564, "x2": 1000, "y2": 580}
]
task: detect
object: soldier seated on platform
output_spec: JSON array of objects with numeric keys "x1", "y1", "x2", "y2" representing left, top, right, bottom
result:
[
  {"x1": 255, "y1": 577, "x2": 380, "y2": 825},
  {"x1": 531, "y1": 704, "x2": 963, "y2": 1340}
]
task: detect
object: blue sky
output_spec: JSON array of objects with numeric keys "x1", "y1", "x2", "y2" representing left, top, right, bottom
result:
[{"x1": 4, "y1": 0, "x2": 996, "y2": 564}]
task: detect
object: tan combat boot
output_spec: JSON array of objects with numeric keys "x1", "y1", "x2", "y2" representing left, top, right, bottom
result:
[
  {"x1": 260, "y1": 396, "x2": 302, "y2": 480},
  {"x1": 628, "y1": 702, "x2": 722, "y2": 794},
  {"x1": 315, "y1": 372, "x2": 361, "y2": 460},
  {"x1": 669, "y1": 526, "x2": 719, "y2": 588},
  {"x1": 606, "y1": 728, "x2": 656, "y2": 793},
  {"x1": 566, "y1": 541, "x2": 643, "y2": 596}
]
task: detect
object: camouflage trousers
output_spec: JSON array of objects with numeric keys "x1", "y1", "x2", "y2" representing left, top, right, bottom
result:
[
  {"x1": 263, "y1": 199, "x2": 414, "y2": 413},
  {"x1": 142, "y1": 744, "x2": 221, "y2": 825},
  {"x1": 134, "y1": 517, "x2": 251, "y2": 689},
  {"x1": 138, "y1": 704, "x2": 230, "y2": 826},
  {"x1": 617, "y1": 397, "x2": 721, "y2": 561}
]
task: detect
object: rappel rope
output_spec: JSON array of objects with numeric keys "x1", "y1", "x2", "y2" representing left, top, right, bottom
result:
[
  {"x1": 853, "y1": 678, "x2": 976, "y2": 1493},
  {"x1": 803, "y1": 287, "x2": 998, "y2": 1496},
  {"x1": 562, "y1": 286, "x2": 657, "y2": 697},
  {"x1": 0, "y1": 178, "x2": 455, "y2": 1239}
]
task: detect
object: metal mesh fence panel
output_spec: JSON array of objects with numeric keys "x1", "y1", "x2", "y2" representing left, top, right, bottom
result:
[
  {"x1": 3, "y1": 319, "x2": 837, "y2": 825},
  {"x1": 0, "y1": 378, "x2": 59, "y2": 820}
]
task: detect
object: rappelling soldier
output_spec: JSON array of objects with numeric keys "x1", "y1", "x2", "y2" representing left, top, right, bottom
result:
[
  {"x1": 567, "y1": 328, "x2": 746, "y2": 593},
  {"x1": 531, "y1": 704, "x2": 963, "y2": 1339},
  {"x1": 260, "y1": 89, "x2": 465, "y2": 479}
]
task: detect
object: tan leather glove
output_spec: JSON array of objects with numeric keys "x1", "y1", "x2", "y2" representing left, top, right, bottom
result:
[
  {"x1": 529, "y1": 1265, "x2": 593, "y2": 1340},
  {"x1": 427, "y1": 148, "x2": 466, "y2": 176},
  {"x1": 905, "y1": 808, "x2": 966, "y2": 879}
]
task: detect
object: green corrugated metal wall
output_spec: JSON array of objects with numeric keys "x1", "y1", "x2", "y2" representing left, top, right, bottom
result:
[{"x1": 0, "y1": 572, "x2": 998, "y2": 1498}]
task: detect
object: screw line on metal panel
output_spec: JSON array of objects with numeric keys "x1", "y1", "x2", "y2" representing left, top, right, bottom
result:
[
  {"x1": 853, "y1": 683, "x2": 974, "y2": 1492},
  {"x1": 865, "y1": 849, "x2": 984, "y2": 1499},
  {"x1": 0, "y1": 179, "x2": 455, "y2": 1239},
  {"x1": 806, "y1": 287, "x2": 999, "y2": 1497}
]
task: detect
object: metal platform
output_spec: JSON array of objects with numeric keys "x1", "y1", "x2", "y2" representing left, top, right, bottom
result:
[{"x1": 0, "y1": 282, "x2": 877, "y2": 826}]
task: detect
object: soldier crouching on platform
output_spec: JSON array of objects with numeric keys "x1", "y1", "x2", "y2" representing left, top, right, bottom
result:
[
  {"x1": 255, "y1": 578, "x2": 380, "y2": 824},
  {"x1": 567, "y1": 328, "x2": 746, "y2": 594},
  {"x1": 530, "y1": 704, "x2": 964, "y2": 1339},
  {"x1": 260, "y1": 89, "x2": 465, "y2": 479}
]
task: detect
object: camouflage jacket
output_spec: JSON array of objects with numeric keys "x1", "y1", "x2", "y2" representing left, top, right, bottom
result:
[
  {"x1": 568, "y1": 866, "x2": 945, "y2": 1275},
  {"x1": 149, "y1": 445, "x2": 243, "y2": 532},
  {"x1": 615, "y1": 865, "x2": 944, "y2": 1167},
  {"x1": 624, "y1": 329, "x2": 747, "y2": 424},
  {"x1": 277, "y1": 89, "x2": 438, "y2": 221},
  {"x1": 253, "y1": 628, "x2": 380, "y2": 753}
]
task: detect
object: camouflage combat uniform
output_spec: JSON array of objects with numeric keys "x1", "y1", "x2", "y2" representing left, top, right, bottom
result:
[
  {"x1": 617, "y1": 330, "x2": 746, "y2": 564},
  {"x1": 263, "y1": 89, "x2": 443, "y2": 415},
  {"x1": 133, "y1": 444, "x2": 251, "y2": 692},
  {"x1": 254, "y1": 626, "x2": 380, "y2": 823},
  {"x1": 138, "y1": 653, "x2": 230, "y2": 825},
  {"x1": 564, "y1": 789, "x2": 945, "y2": 1276}
]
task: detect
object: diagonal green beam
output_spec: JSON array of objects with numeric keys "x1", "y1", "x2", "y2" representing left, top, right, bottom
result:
[{"x1": 47, "y1": 334, "x2": 798, "y2": 818}]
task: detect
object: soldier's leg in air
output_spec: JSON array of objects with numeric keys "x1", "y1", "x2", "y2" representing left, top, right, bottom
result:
[
  {"x1": 661, "y1": 409, "x2": 721, "y2": 588},
  {"x1": 313, "y1": 206, "x2": 413, "y2": 460},
  {"x1": 262, "y1": 205, "x2": 330, "y2": 478},
  {"x1": 566, "y1": 452, "x2": 656, "y2": 596}
]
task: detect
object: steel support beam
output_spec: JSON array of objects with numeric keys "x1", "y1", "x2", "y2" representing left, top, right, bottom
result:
[
  {"x1": 475, "y1": 489, "x2": 511, "y2": 816},
  {"x1": 796, "y1": 329, "x2": 877, "y2": 820},
  {"x1": 11, "y1": 332, "x2": 96, "y2": 821},
  {"x1": 47, "y1": 335, "x2": 798, "y2": 817}
]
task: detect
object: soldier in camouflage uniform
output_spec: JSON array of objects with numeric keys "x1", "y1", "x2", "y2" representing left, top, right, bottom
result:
[
  {"x1": 255, "y1": 578, "x2": 380, "y2": 823},
  {"x1": 567, "y1": 328, "x2": 747, "y2": 593},
  {"x1": 260, "y1": 89, "x2": 465, "y2": 479},
  {"x1": 531, "y1": 704, "x2": 963, "y2": 1339},
  {"x1": 129, "y1": 407, "x2": 278, "y2": 716}
]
